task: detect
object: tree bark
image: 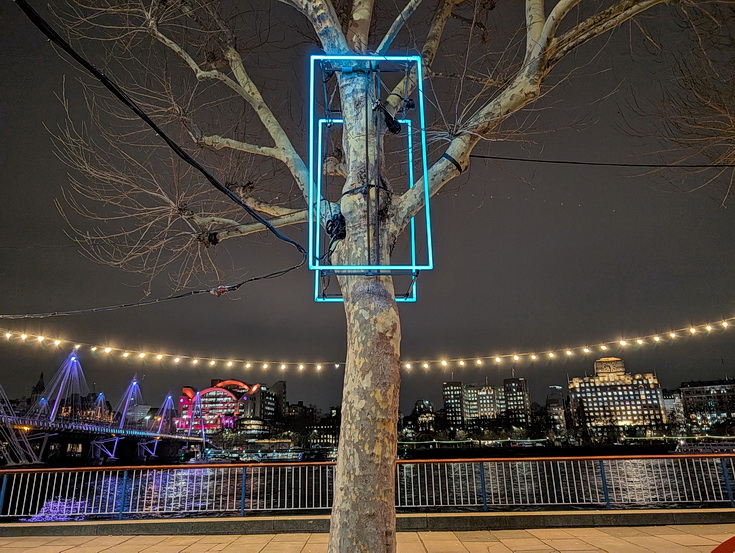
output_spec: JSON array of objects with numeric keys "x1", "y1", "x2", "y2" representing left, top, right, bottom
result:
[{"x1": 328, "y1": 274, "x2": 401, "y2": 553}]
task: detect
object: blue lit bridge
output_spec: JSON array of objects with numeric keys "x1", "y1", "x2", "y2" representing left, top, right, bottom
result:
[{"x1": 0, "y1": 352, "x2": 204, "y2": 466}]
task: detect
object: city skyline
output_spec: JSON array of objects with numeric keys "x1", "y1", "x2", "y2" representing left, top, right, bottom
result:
[
  {"x1": 4, "y1": 346, "x2": 734, "y2": 416},
  {"x1": 2, "y1": 3, "x2": 735, "y2": 413}
]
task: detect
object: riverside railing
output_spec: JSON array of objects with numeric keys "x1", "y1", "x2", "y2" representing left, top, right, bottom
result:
[{"x1": 0, "y1": 454, "x2": 733, "y2": 521}]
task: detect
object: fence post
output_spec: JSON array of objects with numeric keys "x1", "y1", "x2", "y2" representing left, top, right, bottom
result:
[
  {"x1": 0, "y1": 474, "x2": 7, "y2": 516},
  {"x1": 239, "y1": 466, "x2": 247, "y2": 516},
  {"x1": 598, "y1": 460, "x2": 611, "y2": 509},
  {"x1": 720, "y1": 458, "x2": 735, "y2": 508},
  {"x1": 118, "y1": 470, "x2": 129, "y2": 520},
  {"x1": 478, "y1": 462, "x2": 488, "y2": 512}
]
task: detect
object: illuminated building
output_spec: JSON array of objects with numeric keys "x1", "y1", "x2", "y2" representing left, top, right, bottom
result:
[
  {"x1": 176, "y1": 379, "x2": 285, "y2": 435},
  {"x1": 679, "y1": 379, "x2": 735, "y2": 432},
  {"x1": 442, "y1": 382, "x2": 464, "y2": 429},
  {"x1": 503, "y1": 378, "x2": 531, "y2": 425},
  {"x1": 568, "y1": 357, "x2": 666, "y2": 439},
  {"x1": 545, "y1": 386, "x2": 567, "y2": 442},
  {"x1": 463, "y1": 385, "x2": 479, "y2": 429}
]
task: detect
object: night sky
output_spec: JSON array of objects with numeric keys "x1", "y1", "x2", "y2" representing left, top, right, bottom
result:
[{"x1": 1, "y1": 3, "x2": 734, "y2": 416}]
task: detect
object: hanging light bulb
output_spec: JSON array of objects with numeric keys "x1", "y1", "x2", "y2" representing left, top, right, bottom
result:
[
  {"x1": 405, "y1": 363, "x2": 412, "y2": 369},
  {"x1": 38, "y1": 336, "x2": 44, "y2": 342},
  {"x1": 475, "y1": 359, "x2": 483, "y2": 366},
  {"x1": 636, "y1": 339, "x2": 643, "y2": 345},
  {"x1": 706, "y1": 325, "x2": 712, "y2": 332},
  {"x1": 669, "y1": 332, "x2": 676, "y2": 338},
  {"x1": 299, "y1": 364, "x2": 304, "y2": 370},
  {"x1": 280, "y1": 364, "x2": 286, "y2": 370},
  {"x1": 531, "y1": 354, "x2": 537, "y2": 360},
  {"x1": 227, "y1": 361, "x2": 233, "y2": 367},
  {"x1": 245, "y1": 362, "x2": 251, "y2": 368},
  {"x1": 209, "y1": 360, "x2": 215, "y2": 366},
  {"x1": 139, "y1": 353, "x2": 146, "y2": 358},
  {"x1": 104, "y1": 347, "x2": 112, "y2": 353},
  {"x1": 583, "y1": 347, "x2": 590, "y2": 353},
  {"x1": 619, "y1": 340, "x2": 627, "y2": 346},
  {"x1": 334, "y1": 364, "x2": 340, "y2": 369},
  {"x1": 653, "y1": 336, "x2": 661, "y2": 342},
  {"x1": 193, "y1": 359, "x2": 199, "y2": 365},
  {"x1": 423, "y1": 363, "x2": 429, "y2": 369},
  {"x1": 123, "y1": 352, "x2": 130, "y2": 357},
  {"x1": 495, "y1": 357, "x2": 501, "y2": 363},
  {"x1": 600, "y1": 345, "x2": 607, "y2": 351},
  {"x1": 548, "y1": 352, "x2": 555, "y2": 358},
  {"x1": 566, "y1": 350, "x2": 572, "y2": 356},
  {"x1": 54, "y1": 340, "x2": 61, "y2": 346},
  {"x1": 316, "y1": 364, "x2": 322, "y2": 370},
  {"x1": 262, "y1": 363, "x2": 269, "y2": 369},
  {"x1": 689, "y1": 328, "x2": 697, "y2": 334},
  {"x1": 174, "y1": 357, "x2": 181, "y2": 363},
  {"x1": 513, "y1": 355, "x2": 520, "y2": 361},
  {"x1": 157, "y1": 354, "x2": 163, "y2": 360},
  {"x1": 441, "y1": 360, "x2": 448, "y2": 367},
  {"x1": 459, "y1": 360, "x2": 465, "y2": 366},
  {"x1": 723, "y1": 322, "x2": 729, "y2": 328},
  {"x1": 4, "y1": 333, "x2": 11, "y2": 339}
]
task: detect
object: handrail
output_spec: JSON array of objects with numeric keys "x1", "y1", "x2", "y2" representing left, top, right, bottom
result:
[{"x1": 3, "y1": 453, "x2": 735, "y2": 475}]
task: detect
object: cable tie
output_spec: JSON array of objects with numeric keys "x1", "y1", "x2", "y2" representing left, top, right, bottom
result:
[{"x1": 442, "y1": 152, "x2": 463, "y2": 174}]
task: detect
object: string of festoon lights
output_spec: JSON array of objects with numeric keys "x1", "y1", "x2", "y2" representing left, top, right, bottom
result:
[{"x1": 1, "y1": 316, "x2": 733, "y2": 373}]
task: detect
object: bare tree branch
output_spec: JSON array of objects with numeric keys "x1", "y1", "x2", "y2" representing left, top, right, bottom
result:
[{"x1": 376, "y1": 0, "x2": 424, "y2": 55}]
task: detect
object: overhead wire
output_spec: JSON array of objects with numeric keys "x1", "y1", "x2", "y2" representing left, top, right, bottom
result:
[
  {"x1": 9, "y1": 0, "x2": 308, "y2": 319},
  {"x1": 12, "y1": 0, "x2": 307, "y2": 258},
  {"x1": 469, "y1": 153, "x2": 735, "y2": 168}
]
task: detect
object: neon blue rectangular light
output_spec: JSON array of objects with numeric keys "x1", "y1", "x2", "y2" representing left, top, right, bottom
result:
[{"x1": 307, "y1": 54, "x2": 433, "y2": 275}]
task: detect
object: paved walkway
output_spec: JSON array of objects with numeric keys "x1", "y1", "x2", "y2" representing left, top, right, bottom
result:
[{"x1": 0, "y1": 524, "x2": 734, "y2": 553}]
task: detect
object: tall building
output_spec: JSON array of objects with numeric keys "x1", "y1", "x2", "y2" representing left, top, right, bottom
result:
[
  {"x1": 463, "y1": 385, "x2": 479, "y2": 429},
  {"x1": 503, "y1": 378, "x2": 531, "y2": 424},
  {"x1": 568, "y1": 357, "x2": 666, "y2": 439},
  {"x1": 679, "y1": 379, "x2": 735, "y2": 432},
  {"x1": 545, "y1": 386, "x2": 567, "y2": 441},
  {"x1": 442, "y1": 382, "x2": 464, "y2": 429},
  {"x1": 477, "y1": 385, "x2": 498, "y2": 419}
]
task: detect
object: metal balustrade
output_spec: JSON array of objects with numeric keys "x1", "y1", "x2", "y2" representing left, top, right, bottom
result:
[{"x1": 0, "y1": 455, "x2": 733, "y2": 521}]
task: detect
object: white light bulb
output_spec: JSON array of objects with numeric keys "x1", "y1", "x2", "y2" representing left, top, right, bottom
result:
[
  {"x1": 619, "y1": 340, "x2": 627, "y2": 346},
  {"x1": 513, "y1": 355, "x2": 520, "y2": 361},
  {"x1": 653, "y1": 336, "x2": 661, "y2": 342},
  {"x1": 123, "y1": 352, "x2": 130, "y2": 357},
  {"x1": 441, "y1": 360, "x2": 448, "y2": 367},
  {"x1": 690, "y1": 328, "x2": 696, "y2": 334},
  {"x1": 227, "y1": 361, "x2": 233, "y2": 367},
  {"x1": 495, "y1": 357, "x2": 501, "y2": 363},
  {"x1": 566, "y1": 350, "x2": 572, "y2": 356},
  {"x1": 174, "y1": 357, "x2": 181, "y2": 363},
  {"x1": 583, "y1": 348, "x2": 590, "y2": 353},
  {"x1": 280, "y1": 364, "x2": 286, "y2": 370},
  {"x1": 54, "y1": 340, "x2": 61, "y2": 346},
  {"x1": 139, "y1": 353, "x2": 145, "y2": 358},
  {"x1": 405, "y1": 363, "x2": 412, "y2": 369},
  {"x1": 316, "y1": 364, "x2": 322, "y2": 370},
  {"x1": 38, "y1": 336, "x2": 44, "y2": 342},
  {"x1": 209, "y1": 360, "x2": 215, "y2": 366},
  {"x1": 104, "y1": 347, "x2": 111, "y2": 353},
  {"x1": 548, "y1": 352, "x2": 555, "y2": 358},
  {"x1": 423, "y1": 363, "x2": 429, "y2": 369},
  {"x1": 636, "y1": 339, "x2": 643, "y2": 344}
]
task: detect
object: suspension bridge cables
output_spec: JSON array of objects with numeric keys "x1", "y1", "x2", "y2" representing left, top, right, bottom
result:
[{"x1": 13, "y1": 0, "x2": 306, "y2": 258}]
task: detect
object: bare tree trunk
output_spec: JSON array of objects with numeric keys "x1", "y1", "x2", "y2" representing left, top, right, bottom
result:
[{"x1": 328, "y1": 273, "x2": 401, "y2": 553}]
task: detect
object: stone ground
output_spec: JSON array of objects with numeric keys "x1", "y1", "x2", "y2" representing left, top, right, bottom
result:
[{"x1": 0, "y1": 524, "x2": 733, "y2": 553}]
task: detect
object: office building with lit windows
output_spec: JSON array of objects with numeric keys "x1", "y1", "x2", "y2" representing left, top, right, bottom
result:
[
  {"x1": 679, "y1": 379, "x2": 735, "y2": 432},
  {"x1": 568, "y1": 357, "x2": 666, "y2": 438},
  {"x1": 443, "y1": 381, "x2": 464, "y2": 429},
  {"x1": 503, "y1": 378, "x2": 531, "y2": 424}
]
